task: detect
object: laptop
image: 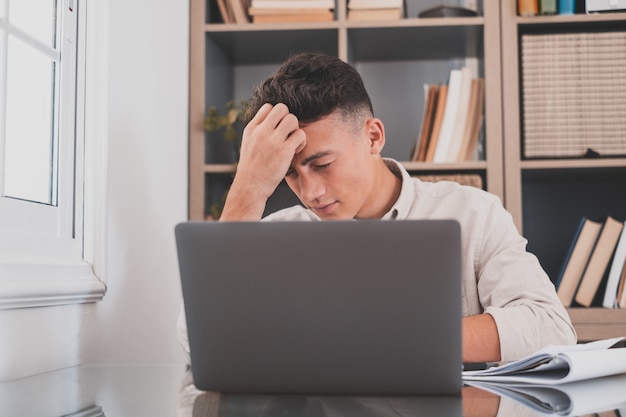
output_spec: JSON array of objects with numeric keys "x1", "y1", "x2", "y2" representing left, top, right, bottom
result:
[{"x1": 175, "y1": 220, "x2": 462, "y2": 395}]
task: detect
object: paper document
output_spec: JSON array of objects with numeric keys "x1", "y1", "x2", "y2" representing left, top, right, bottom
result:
[
  {"x1": 465, "y1": 373, "x2": 626, "y2": 417},
  {"x1": 462, "y1": 337, "x2": 626, "y2": 384}
]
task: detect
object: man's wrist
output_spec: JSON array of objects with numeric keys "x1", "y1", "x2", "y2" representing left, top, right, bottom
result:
[{"x1": 220, "y1": 180, "x2": 268, "y2": 221}]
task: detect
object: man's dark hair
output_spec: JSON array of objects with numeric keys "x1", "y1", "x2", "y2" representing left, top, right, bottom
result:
[{"x1": 244, "y1": 52, "x2": 374, "y2": 128}]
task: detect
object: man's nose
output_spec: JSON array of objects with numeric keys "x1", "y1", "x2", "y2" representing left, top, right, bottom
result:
[{"x1": 298, "y1": 173, "x2": 325, "y2": 202}]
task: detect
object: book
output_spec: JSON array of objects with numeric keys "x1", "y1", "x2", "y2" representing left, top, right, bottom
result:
[
  {"x1": 250, "y1": 0, "x2": 335, "y2": 9},
  {"x1": 445, "y1": 66, "x2": 473, "y2": 162},
  {"x1": 252, "y1": 11, "x2": 334, "y2": 22},
  {"x1": 249, "y1": 7, "x2": 332, "y2": 15},
  {"x1": 462, "y1": 337, "x2": 626, "y2": 384},
  {"x1": 228, "y1": 0, "x2": 249, "y2": 23},
  {"x1": 217, "y1": 0, "x2": 235, "y2": 23},
  {"x1": 574, "y1": 216, "x2": 624, "y2": 307},
  {"x1": 411, "y1": 84, "x2": 438, "y2": 162},
  {"x1": 602, "y1": 220, "x2": 626, "y2": 308},
  {"x1": 424, "y1": 84, "x2": 448, "y2": 162},
  {"x1": 586, "y1": 0, "x2": 626, "y2": 13},
  {"x1": 558, "y1": 0, "x2": 575, "y2": 14},
  {"x1": 466, "y1": 373, "x2": 626, "y2": 417},
  {"x1": 618, "y1": 262, "x2": 626, "y2": 308},
  {"x1": 539, "y1": 0, "x2": 558, "y2": 14},
  {"x1": 555, "y1": 217, "x2": 602, "y2": 307},
  {"x1": 518, "y1": 0, "x2": 539, "y2": 15},
  {"x1": 348, "y1": 0, "x2": 403, "y2": 9},
  {"x1": 433, "y1": 68, "x2": 463, "y2": 163},
  {"x1": 347, "y1": 8, "x2": 403, "y2": 20},
  {"x1": 458, "y1": 78, "x2": 485, "y2": 161}
]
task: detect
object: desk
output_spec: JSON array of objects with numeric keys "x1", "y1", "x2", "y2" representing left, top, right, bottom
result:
[{"x1": 1, "y1": 364, "x2": 626, "y2": 417}]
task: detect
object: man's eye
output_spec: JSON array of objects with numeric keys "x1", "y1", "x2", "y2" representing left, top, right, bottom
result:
[
  {"x1": 285, "y1": 168, "x2": 296, "y2": 177},
  {"x1": 315, "y1": 163, "x2": 331, "y2": 170}
]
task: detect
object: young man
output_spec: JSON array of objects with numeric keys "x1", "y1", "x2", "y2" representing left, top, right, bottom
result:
[{"x1": 184, "y1": 52, "x2": 576, "y2": 363}]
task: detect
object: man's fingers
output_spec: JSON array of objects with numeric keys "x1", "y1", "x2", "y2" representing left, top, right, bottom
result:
[
  {"x1": 275, "y1": 112, "x2": 300, "y2": 139},
  {"x1": 289, "y1": 129, "x2": 307, "y2": 154},
  {"x1": 248, "y1": 103, "x2": 273, "y2": 126},
  {"x1": 249, "y1": 103, "x2": 290, "y2": 129}
]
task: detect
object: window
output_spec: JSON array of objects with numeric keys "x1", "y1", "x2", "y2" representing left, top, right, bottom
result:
[{"x1": 0, "y1": 0, "x2": 107, "y2": 308}]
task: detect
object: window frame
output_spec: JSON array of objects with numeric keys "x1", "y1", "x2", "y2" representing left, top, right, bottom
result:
[{"x1": 0, "y1": 0, "x2": 108, "y2": 309}]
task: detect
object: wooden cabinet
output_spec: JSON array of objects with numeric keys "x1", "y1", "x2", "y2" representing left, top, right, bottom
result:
[
  {"x1": 500, "y1": 3, "x2": 626, "y2": 338},
  {"x1": 189, "y1": 0, "x2": 503, "y2": 220}
]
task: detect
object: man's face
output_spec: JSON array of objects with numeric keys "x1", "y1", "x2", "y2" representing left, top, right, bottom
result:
[{"x1": 284, "y1": 111, "x2": 383, "y2": 220}]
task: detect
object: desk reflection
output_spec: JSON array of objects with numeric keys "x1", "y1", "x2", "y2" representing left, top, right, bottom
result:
[
  {"x1": 4, "y1": 365, "x2": 625, "y2": 417},
  {"x1": 177, "y1": 370, "x2": 463, "y2": 417},
  {"x1": 178, "y1": 370, "x2": 626, "y2": 417}
]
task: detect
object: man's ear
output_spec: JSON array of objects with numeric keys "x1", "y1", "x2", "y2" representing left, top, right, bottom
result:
[{"x1": 366, "y1": 118, "x2": 385, "y2": 154}]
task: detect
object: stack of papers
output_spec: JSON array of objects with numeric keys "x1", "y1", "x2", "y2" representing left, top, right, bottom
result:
[
  {"x1": 467, "y1": 373, "x2": 626, "y2": 417},
  {"x1": 462, "y1": 337, "x2": 626, "y2": 385}
]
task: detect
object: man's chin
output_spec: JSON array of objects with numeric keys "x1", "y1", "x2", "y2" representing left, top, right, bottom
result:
[{"x1": 316, "y1": 211, "x2": 354, "y2": 221}]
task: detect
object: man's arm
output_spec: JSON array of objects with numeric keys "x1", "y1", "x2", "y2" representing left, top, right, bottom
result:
[
  {"x1": 472, "y1": 198, "x2": 576, "y2": 361},
  {"x1": 220, "y1": 103, "x2": 306, "y2": 221},
  {"x1": 462, "y1": 314, "x2": 501, "y2": 362}
]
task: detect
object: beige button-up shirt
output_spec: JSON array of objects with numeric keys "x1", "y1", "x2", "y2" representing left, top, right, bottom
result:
[{"x1": 178, "y1": 159, "x2": 576, "y2": 362}]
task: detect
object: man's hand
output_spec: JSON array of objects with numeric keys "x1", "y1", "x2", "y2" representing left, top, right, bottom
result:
[{"x1": 220, "y1": 103, "x2": 306, "y2": 221}]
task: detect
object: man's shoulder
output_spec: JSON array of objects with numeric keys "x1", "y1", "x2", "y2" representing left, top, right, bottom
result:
[
  {"x1": 262, "y1": 205, "x2": 318, "y2": 222},
  {"x1": 412, "y1": 176, "x2": 497, "y2": 204}
]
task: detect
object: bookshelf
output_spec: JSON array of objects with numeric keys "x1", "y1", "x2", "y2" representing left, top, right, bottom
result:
[
  {"x1": 500, "y1": 3, "x2": 626, "y2": 339},
  {"x1": 189, "y1": 0, "x2": 625, "y2": 340},
  {"x1": 189, "y1": 0, "x2": 504, "y2": 220}
]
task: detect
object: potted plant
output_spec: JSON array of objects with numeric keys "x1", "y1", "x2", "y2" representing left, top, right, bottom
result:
[
  {"x1": 203, "y1": 99, "x2": 249, "y2": 219},
  {"x1": 203, "y1": 99, "x2": 249, "y2": 163}
]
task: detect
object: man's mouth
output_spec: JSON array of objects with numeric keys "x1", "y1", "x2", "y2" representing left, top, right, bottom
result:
[{"x1": 312, "y1": 201, "x2": 338, "y2": 216}]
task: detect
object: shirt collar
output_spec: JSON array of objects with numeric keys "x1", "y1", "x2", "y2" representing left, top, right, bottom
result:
[{"x1": 380, "y1": 158, "x2": 415, "y2": 221}]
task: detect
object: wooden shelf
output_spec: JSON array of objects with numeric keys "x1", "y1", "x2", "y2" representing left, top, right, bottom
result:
[
  {"x1": 200, "y1": 161, "x2": 488, "y2": 175},
  {"x1": 517, "y1": 11, "x2": 626, "y2": 26},
  {"x1": 520, "y1": 158, "x2": 626, "y2": 170},
  {"x1": 203, "y1": 164, "x2": 238, "y2": 174}
]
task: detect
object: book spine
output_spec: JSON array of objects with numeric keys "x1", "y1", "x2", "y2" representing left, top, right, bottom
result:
[
  {"x1": 540, "y1": 0, "x2": 558, "y2": 14},
  {"x1": 433, "y1": 69, "x2": 463, "y2": 163},
  {"x1": 602, "y1": 221, "x2": 626, "y2": 308},
  {"x1": 518, "y1": 0, "x2": 539, "y2": 15},
  {"x1": 558, "y1": 0, "x2": 575, "y2": 14}
]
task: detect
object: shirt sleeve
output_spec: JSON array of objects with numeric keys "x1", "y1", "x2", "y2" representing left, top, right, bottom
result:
[
  {"x1": 476, "y1": 198, "x2": 577, "y2": 361},
  {"x1": 177, "y1": 305, "x2": 191, "y2": 364}
]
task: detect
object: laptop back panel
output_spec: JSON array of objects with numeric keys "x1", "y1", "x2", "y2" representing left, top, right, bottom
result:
[{"x1": 176, "y1": 220, "x2": 462, "y2": 395}]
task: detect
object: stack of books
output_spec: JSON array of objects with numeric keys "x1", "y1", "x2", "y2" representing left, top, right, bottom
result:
[
  {"x1": 248, "y1": 0, "x2": 335, "y2": 23},
  {"x1": 556, "y1": 216, "x2": 626, "y2": 308},
  {"x1": 517, "y1": 0, "x2": 576, "y2": 15},
  {"x1": 410, "y1": 67, "x2": 485, "y2": 163},
  {"x1": 216, "y1": 0, "x2": 250, "y2": 23},
  {"x1": 521, "y1": 31, "x2": 626, "y2": 159},
  {"x1": 347, "y1": 0, "x2": 405, "y2": 21}
]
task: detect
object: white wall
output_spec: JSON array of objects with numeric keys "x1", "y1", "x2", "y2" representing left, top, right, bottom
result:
[
  {"x1": 0, "y1": 0, "x2": 189, "y2": 380},
  {"x1": 81, "y1": 0, "x2": 189, "y2": 365}
]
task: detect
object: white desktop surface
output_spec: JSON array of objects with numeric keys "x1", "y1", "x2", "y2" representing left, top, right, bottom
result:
[{"x1": 1, "y1": 364, "x2": 626, "y2": 417}]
